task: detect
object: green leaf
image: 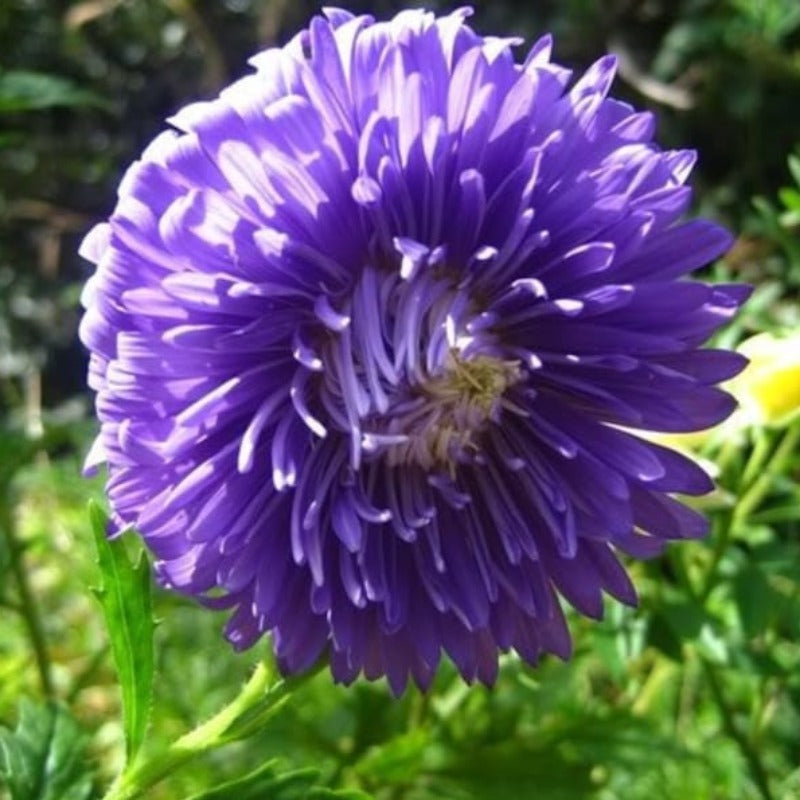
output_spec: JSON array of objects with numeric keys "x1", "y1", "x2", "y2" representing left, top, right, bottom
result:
[
  {"x1": 0, "y1": 519, "x2": 9, "y2": 584},
  {"x1": 0, "y1": 699, "x2": 93, "y2": 800},
  {"x1": 428, "y1": 742, "x2": 595, "y2": 800},
  {"x1": 0, "y1": 429, "x2": 36, "y2": 487},
  {"x1": 734, "y1": 565, "x2": 778, "y2": 638},
  {"x1": 185, "y1": 760, "x2": 337, "y2": 800},
  {"x1": 307, "y1": 789, "x2": 374, "y2": 799},
  {"x1": 89, "y1": 500, "x2": 155, "y2": 764},
  {"x1": 354, "y1": 728, "x2": 430, "y2": 783},
  {"x1": 788, "y1": 153, "x2": 800, "y2": 188},
  {"x1": 0, "y1": 71, "x2": 109, "y2": 112},
  {"x1": 779, "y1": 187, "x2": 800, "y2": 211},
  {"x1": 695, "y1": 624, "x2": 729, "y2": 665},
  {"x1": 648, "y1": 600, "x2": 707, "y2": 660}
]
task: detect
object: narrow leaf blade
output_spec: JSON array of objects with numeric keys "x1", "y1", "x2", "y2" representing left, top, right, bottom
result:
[{"x1": 89, "y1": 501, "x2": 155, "y2": 763}]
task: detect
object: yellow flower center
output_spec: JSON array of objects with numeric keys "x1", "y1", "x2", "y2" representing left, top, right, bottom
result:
[{"x1": 380, "y1": 351, "x2": 523, "y2": 472}]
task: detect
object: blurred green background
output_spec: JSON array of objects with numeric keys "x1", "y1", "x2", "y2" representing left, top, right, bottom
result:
[{"x1": 2, "y1": 1, "x2": 800, "y2": 798}]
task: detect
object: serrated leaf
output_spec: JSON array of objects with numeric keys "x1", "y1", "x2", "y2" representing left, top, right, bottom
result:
[
  {"x1": 89, "y1": 500, "x2": 155, "y2": 763},
  {"x1": 0, "y1": 71, "x2": 109, "y2": 112},
  {"x1": 0, "y1": 699, "x2": 93, "y2": 800}
]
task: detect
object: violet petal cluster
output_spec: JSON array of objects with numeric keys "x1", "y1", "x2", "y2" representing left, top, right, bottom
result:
[{"x1": 80, "y1": 7, "x2": 748, "y2": 693}]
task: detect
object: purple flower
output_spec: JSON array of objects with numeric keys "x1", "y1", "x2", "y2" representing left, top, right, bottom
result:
[{"x1": 79, "y1": 7, "x2": 748, "y2": 694}]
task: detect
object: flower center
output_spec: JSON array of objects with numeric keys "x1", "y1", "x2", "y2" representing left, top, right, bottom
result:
[
  {"x1": 305, "y1": 258, "x2": 526, "y2": 474},
  {"x1": 364, "y1": 350, "x2": 523, "y2": 472}
]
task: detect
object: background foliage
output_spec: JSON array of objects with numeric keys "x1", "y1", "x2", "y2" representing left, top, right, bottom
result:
[{"x1": 1, "y1": 1, "x2": 800, "y2": 798}]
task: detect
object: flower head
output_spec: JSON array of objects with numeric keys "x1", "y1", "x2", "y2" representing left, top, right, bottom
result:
[
  {"x1": 80, "y1": 7, "x2": 748, "y2": 693},
  {"x1": 731, "y1": 332, "x2": 800, "y2": 427}
]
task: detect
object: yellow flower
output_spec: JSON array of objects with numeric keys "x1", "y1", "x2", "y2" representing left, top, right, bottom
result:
[{"x1": 733, "y1": 331, "x2": 800, "y2": 427}]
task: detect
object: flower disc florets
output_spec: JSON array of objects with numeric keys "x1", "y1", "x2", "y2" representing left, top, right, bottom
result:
[{"x1": 80, "y1": 7, "x2": 748, "y2": 693}]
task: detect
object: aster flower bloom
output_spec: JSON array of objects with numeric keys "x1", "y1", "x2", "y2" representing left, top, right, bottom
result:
[{"x1": 79, "y1": 7, "x2": 748, "y2": 694}]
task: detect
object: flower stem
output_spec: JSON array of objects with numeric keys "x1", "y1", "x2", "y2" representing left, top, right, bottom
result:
[
  {"x1": 739, "y1": 428, "x2": 773, "y2": 489},
  {"x1": 732, "y1": 421, "x2": 800, "y2": 528},
  {"x1": 0, "y1": 485, "x2": 54, "y2": 699},
  {"x1": 102, "y1": 659, "x2": 320, "y2": 800},
  {"x1": 701, "y1": 420, "x2": 800, "y2": 601},
  {"x1": 685, "y1": 422, "x2": 798, "y2": 800}
]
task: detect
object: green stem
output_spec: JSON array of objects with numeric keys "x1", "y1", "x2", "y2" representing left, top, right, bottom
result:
[
  {"x1": 656, "y1": 509, "x2": 778, "y2": 797},
  {"x1": 739, "y1": 429, "x2": 774, "y2": 489},
  {"x1": 102, "y1": 660, "x2": 320, "y2": 800},
  {"x1": 699, "y1": 514, "x2": 729, "y2": 603},
  {"x1": 732, "y1": 421, "x2": 800, "y2": 528},
  {"x1": 701, "y1": 659, "x2": 775, "y2": 800},
  {"x1": 684, "y1": 423, "x2": 798, "y2": 800},
  {"x1": 701, "y1": 421, "x2": 800, "y2": 601},
  {"x1": 0, "y1": 485, "x2": 54, "y2": 699}
]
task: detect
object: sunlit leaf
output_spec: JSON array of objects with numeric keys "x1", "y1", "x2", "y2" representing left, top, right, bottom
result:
[
  {"x1": 89, "y1": 500, "x2": 155, "y2": 763},
  {"x1": 696, "y1": 625, "x2": 729, "y2": 665}
]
